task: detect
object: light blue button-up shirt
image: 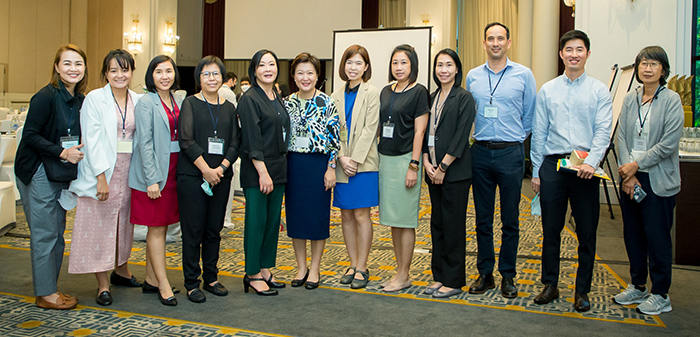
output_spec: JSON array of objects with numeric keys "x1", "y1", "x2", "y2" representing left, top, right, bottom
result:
[
  {"x1": 466, "y1": 58, "x2": 537, "y2": 143},
  {"x1": 530, "y1": 72, "x2": 613, "y2": 178}
]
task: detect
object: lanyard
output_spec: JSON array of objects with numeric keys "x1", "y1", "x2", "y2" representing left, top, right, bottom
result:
[
  {"x1": 112, "y1": 91, "x2": 129, "y2": 137},
  {"x1": 161, "y1": 93, "x2": 178, "y2": 136},
  {"x1": 388, "y1": 82, "x2": 409, "y2": 122},
  {"x1": 433, "y1": 88, "x2": 450, "y2": 131},
  {"x1": 487, "y1": 66, "x2": 507, "y2": 104},
  {"x1": 65, "y1": 103, "x2": 75, "y2": 136},
  {"x1": 201, "y1": 93, "x2": 220, "y2": 137},
  {"x1": 636, "y1": 85, "x2": 662, "y2": 136}
]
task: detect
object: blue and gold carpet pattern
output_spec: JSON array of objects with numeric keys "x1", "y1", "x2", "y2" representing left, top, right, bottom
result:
[{"x1": 0, "y1": 185, "x2": 664, "y2": 333}]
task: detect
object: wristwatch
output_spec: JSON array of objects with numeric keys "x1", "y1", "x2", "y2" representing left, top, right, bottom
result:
[
  {"x1": 219, "y1": 164, "x2": 228, "y2": 172},
  {"x1": 328, "y1": 162, "x2": 336, "y2": 169},
  {"x1": 439, "y1": 162, "x2": 449, "y2": 172}
]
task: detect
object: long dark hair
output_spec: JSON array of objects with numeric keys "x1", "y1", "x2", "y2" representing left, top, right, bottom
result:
[
  {"x1": 145, "y1": 55, "x2": 180, "y2": 93},
  {"x1": 51, "y1": 44, "x2": 88, "y2": 95},
  {"x1": 248, "y1": 49, "x2": 280, "y2": 88},
  {"x1": 432, "y1": 48, "x2": 463, "y2": 88}
]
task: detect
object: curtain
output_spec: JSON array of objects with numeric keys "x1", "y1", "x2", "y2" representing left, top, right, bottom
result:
[
  {"x1": 379, "y1": 0, "x2": 406, "y2": 28},
  {"x1": 459, "y1": 0, "x2": 519, "y2": 73}
]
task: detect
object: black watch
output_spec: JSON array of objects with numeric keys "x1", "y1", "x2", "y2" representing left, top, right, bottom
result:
[{"x1": 439, "y1": 162, "x2": 449, "y2": 172}]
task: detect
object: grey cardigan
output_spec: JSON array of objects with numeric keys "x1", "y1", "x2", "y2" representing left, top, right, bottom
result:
[
  {"x1": 617, "y1": 86, "x2": 684, "y2": 197},
  {"x1": 128, "y1": 91, "x2": 185, "y2": 192}
]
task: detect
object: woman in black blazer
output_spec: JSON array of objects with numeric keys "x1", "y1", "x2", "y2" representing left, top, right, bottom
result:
[{"x1": 422, "y1": 49, "x2": 476, "y2": 298}]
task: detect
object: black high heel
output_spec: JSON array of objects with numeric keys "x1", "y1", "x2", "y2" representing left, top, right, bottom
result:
[
  {"x1": 243, "y1": 275, "x2": 278, "y2": 296},
  {"x1": 264, "y1": 273, "x2": 286, "y2": 288},
  {"x1": 158, "y1": 290, "x2": 177, "y2": 306},
  {"x1": 291, "y1": 269, "x2": 309, "y2": 287}
]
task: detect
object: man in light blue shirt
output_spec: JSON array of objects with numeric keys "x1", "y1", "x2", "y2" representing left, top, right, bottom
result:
[
  {"x1": 530, "y1": 30, "x2": 612, "y2": 312},
  {"x1": 465, "y1": 22, "x2": 536, "y2": 299}
]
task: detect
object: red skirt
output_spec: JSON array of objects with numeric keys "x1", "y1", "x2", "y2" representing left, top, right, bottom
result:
[{"x1": 130, "y1": 153, "x2": 180, "y2": 227}]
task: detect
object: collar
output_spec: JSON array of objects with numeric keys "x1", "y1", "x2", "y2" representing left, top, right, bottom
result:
[
  {"x1": 57, "y1": 81, "x2": 79, "y2": 102},
  {"x1": 562, "y1": 71, "x2": 587, "y2": 85},
  {"x1": 345, "y1": 82, "x2": 361, "y2": 93},
  {"x1": 484, "y1": 57, "x2": 513, "y2": 74}
]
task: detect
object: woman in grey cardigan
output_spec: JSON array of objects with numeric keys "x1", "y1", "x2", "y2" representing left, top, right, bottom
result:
[
  {"x1": 128, "y1": 55, "x2": 184, "y2": 306},
  {"x1": 613, "y1": 46, "x2": 683, "y2": 316}
]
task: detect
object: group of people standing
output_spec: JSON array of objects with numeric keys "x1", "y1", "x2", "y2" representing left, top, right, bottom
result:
[{"x1": 14, "y1": 22, "x2": 682, "y2": 317}]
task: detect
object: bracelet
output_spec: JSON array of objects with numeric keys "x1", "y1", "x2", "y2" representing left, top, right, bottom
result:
[
  {"x1": 408, "y1": 163, "x2": 419, "y2": 172},
  {"x1": 410, "y1": 159, "x2": 420, "y2": 166},
  {"x1": 219, "y1": 164, "x2": 228, "y2": 172}
]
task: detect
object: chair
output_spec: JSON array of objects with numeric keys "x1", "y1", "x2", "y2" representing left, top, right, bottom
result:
[
  {"x1": 0, "y1": 181, "x2": 16, "y2": 236},
  {"x1": 0, "y1": 127, "x2": 21, "y2": 199}
]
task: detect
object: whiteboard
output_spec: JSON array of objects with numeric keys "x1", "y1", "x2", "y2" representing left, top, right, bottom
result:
[
  {"x1": 610, "y1": 64, "x2": 635, "y2": 138},
  {"x1": 332, "y1": 27, "x2": 433, "y2": 94},
  {"x1": 224, "y1": 0, "x2": 361, "y2": 59}
]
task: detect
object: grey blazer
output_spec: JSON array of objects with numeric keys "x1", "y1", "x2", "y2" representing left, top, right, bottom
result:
[
  {"x1": 617, "y1": 86, "x2": 684, "y2": 197},
  {"x1": 128, "y1": 91, "x2": 185, "y2": 192}
]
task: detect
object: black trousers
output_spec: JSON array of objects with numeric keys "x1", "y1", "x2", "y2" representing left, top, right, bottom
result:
[
  {"x1": 620, "y1": 172, "x2": 675, "y2": 295},
  {"x1": 177, "y1": 174, "x2": 232, "y2": 291},
  {"x1": 539, "y1": 155, "x2": 599, "y2": 294},
  {"x1": 426, "y1": 178, "x2": 470, "y2": 288}
]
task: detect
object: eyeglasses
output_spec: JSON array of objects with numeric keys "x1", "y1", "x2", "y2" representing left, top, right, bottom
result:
[
  {"x1": 639, "y1": 61, "x2": 661, "y2": 69},
  {"x1": 200, "y1": 71, "x2": 222, "y2": 78}
]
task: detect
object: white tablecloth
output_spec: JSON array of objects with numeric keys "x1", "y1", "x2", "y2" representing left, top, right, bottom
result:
[{"x1": 0, "y1": 135, "x2": 17, "y2": 164}]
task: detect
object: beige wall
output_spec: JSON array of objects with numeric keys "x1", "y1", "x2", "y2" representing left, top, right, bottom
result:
[{"x1": 86, "y1": 0, "x2": 123, "y2": 91}]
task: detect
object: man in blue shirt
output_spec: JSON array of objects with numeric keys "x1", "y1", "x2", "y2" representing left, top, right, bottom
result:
[
  {"x1": 530, "y1": 30, "x2": 612, "y2": 312},
  {"x1": 466, "y1": 22, "x2": 536, "y2": 299}
]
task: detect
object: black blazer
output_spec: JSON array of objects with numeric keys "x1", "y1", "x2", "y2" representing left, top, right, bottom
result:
[{"x1": 422, "y1": 86, "x2": 476, "y2": 182}]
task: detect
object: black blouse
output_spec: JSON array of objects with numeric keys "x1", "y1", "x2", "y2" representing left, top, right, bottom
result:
[
  {"x1": 377, "y1": 83, "x2": 430, "y2": 156},
  {"x1": 15, "y1": 82, "x2": 84, "y2": 185},
  {"x1": 177, "y1": 96, "x2": 240, "y2": 178},
  {"x1": 238, "y1": 86, "x2": 290, "y2": 188}
]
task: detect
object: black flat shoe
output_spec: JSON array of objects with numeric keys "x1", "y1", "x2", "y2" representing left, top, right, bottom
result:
[
  {"x1": 534, "y1": 284, "x2": 559, "y2": 305},
  {"x1": 158, "y1": 291, "x2": 177, "y2": 306},
  {"x1": 142, "y1": 281, "x2": 180, "y2": 294},
  {"x1": 203, "y1": 282, "x2": 228, "y2": 296},
  {"x1": 291, "y1": 269, "x2": 309, "y2": 287},
  {"x1": 265, "y1": 274, "x2": 286, "y2": 288},
  {"x1": 340, "y1": 267, "x2": 356, "y2": 285},
  {"x1": 96, "y1": 290, "x2": 112, "y2": 306},
  {"x1": 305, "y1": 273, "x2": 321, "y2": 290},
  {"x1": 187, "y1": 288, "x2": 206, "y2": 303},
  {"x1": 350, "y1": 269, "x2": 370, "y2": 289},
  {"x1": 243, "y1": 275, "x2": 278, "y2": 296},
  {"x1": 110, "y1": 271, "x2": 142, "y2": 287}
]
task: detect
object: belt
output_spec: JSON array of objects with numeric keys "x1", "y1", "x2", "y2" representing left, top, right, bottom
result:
[
  {"x1": 547, "y1": 153, "x2": 569, "y2": 160},
  {"x1": 475, "y1": 141, "x2": 520, "y2": 150}
]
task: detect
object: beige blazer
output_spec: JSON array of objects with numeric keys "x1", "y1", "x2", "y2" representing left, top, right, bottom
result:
[{"x1": 331, "y1": 82, "x2": 380, "y2": 183}]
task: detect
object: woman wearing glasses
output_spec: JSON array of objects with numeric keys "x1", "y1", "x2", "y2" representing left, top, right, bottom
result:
[
  {"x1": 613, "y1": 46, "x2": 683, "y2": 316},
  {"x1": 177, "y1": 56, "x2": 240, "y2": 303}
]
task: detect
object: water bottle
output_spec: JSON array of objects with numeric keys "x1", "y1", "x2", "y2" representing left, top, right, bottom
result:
[{"x1": 11, "y1": 114, "x2": 19, "y2": 133}]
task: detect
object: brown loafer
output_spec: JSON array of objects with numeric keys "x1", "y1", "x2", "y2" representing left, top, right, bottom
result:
[{"x1": 36, "y1": 294, "x2": 78, "y2": 310}]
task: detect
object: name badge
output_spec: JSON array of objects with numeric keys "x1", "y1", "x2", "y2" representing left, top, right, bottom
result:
[
  {"x1": 60, "y1": 135, "x2": 79, "y2": 149},
  {"x1": 296, "y1": 136, "x2": 311, "y2": 150},
  {"x1": 117, "y1": 140, "x2": 133, "y2": 153},
  {"x1": 340, "y1": 127, "x2": 348, "y2": 142},
  {"x1": 484, "y1": 106, "x2": 498, "y2": 118},
  {"x1": 633, "y1": 130, "x2": 648, "y2": 151},
  {"x1": 382, "y1": 122, "x2": 395, "y2": 138},
  {"x1": 428, "y1": 135, "x2": 435, "y2": 147},
  {"x1": 170, "y1": 140, "x2": 180, "y2": 153},
  {"x1": 208, "y1": 137, "x2": 224, "y2": 155}
]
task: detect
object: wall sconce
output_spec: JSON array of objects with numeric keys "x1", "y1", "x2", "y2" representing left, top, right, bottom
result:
[
  {"x1": 124, "y1": 16, "x2": 143, "y2": 55},
  {"x1": 421, "y1": 14, "x2": 430, "y2": 25},
  {"x1": 163, "y1": 21, "x2": 179, "y2": 54},
  {"x1": 562, "y1": 0, "x2": 575, "y2": 17}
]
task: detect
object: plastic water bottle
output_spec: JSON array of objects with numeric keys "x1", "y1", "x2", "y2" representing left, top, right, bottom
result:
[{"x1": 11, "y1": 115, "x2": 19, "y2": 133}]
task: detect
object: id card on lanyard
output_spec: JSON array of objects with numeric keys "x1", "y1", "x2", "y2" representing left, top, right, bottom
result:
[
  {"x1": 202, "y1": 94, "x2": 224, "y2": 155},
  {"x1": 383, "y1": 83, "x2": 408, "y2": 139}
]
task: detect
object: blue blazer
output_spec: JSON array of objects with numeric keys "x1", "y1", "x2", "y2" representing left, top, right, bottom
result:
[{"x1": 128, "y1": 91, "x2": 185, "y2": 192}]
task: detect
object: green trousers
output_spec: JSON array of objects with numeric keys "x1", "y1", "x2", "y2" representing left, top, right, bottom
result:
[{"x1": 243, "y1": 185, "x2": 284, "y2": 275}]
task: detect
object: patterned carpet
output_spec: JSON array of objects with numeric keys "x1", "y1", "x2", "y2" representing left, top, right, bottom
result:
[{"x1": 0, "y1": 184, "x2": 664, "y2": 335}]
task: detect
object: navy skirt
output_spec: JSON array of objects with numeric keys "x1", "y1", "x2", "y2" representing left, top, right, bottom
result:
[{"x1": 285, "y1": 152, "x2": 332, "y2": 240}]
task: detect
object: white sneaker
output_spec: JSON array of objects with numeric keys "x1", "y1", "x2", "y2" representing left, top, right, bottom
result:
[
  {"x1": 613, "y1": 284, "x2": 648, "y2": 305},
  {"x1": 223, "y1": 222, "x2": 235, "y2": 229},
  {"x1": 636, "y1": 294, "x2": 672, "y2": 315}
]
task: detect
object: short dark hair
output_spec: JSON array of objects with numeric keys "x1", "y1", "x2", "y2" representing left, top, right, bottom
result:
[
  {"x1": 432, "y1": 48, "x2": 463, "y2": 88},
  {"x1": 559, "y1": 30, "x2": 590, "y2": 51},
  {"x1": 145, "y1": 55, "x2": 179, "y2": 93},
  {"x1": 290, "y1": 52, "x2": 321, "y2": 77},
  {"x1": 388, "y1": 44, "x2": 419, "y2": 84},
  {"x1": 484, "y1": 22, "x2": 510, "y2": 40},
  {"x1": 226, "y1": 71, "x2": 237, "y2": 82},
  {"x1": 634, "y1": 46, "x2": 671, "y2": 86},
  {"x1": 193, "y1": 55, "x2": 226, "y2": 90},
  {"x1": 240, "y1": 76, "x2": 251, "y2": 84},
  {"x1": 100, "y1": 49, "x2": 135, "y2": 83},
  {"x1": 339, "y1": 44, "x2": 372, "y2": 82},
  {"x1": 248, "y1": 49, "x2": 279, "y2": 88},
  {"x1": 51, "y1": 44, "x2": 89, "y2": 95}
]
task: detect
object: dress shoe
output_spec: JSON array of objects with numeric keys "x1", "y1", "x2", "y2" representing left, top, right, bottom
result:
[
  {"x1": 305, "y1": 273, "x2": 321, "y2": 290},
  {"x1": 350, "y1": 269, "x2": 370, "y2": 289},
  {"x1": 574, "y1": 292, "x2": 591, "y2": 312},
  {"x1": 243, "y1": 275, "x2": 278, "y2": 296},
  {"x1": 158, "y1": 291, "x2": 177, "y2": 306},
  {"x1": 36, "y1": 293, "x2": 78, "y2": 310},
  {"x1": 203, "y1": 282, "x2": 228, "y2": 296},
  {"x1": 110, "y1": 271, "x2": 142, "y2": 287},
  {"x1": 142, "y1": 280, "x2": 180, "y2": 294},
  {"x1": 501, "y1": 277, "x2": 518, "y2": 298},
  {"x1": 265, "y1": 274, "x2": 286, "y2": 288},
  {"x1": 187, "y1": 288, "x2": 206, "y2": 303},
  {"x1": 96, "y1": 290, "x2": 112, "y2": 306},
  {"x1": 468, "y1": 274, "x2": 495, "y2": 294},
  {"x1": 291, "y1": 269, "x2": 309, "y2": 287},
  {"x1": 340, "y1": 267, "x2": 356, "y2": 284},
  {"x1": 432, "y1": 288, "x2": 463, "y2": 298},
  {"x1": 534, "y1": 284, "x2": 559, "y2": 305}
]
